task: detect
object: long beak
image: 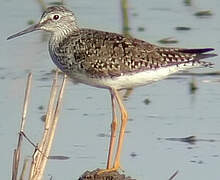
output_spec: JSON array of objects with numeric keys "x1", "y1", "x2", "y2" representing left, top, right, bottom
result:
[{"x1": 7, "y1": 23, "x2": 41, "y2": 40}]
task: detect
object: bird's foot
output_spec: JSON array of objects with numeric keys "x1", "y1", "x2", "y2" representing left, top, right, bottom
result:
[{"x1": 97, "y1": 162, "x2": 123, "y2": 175}]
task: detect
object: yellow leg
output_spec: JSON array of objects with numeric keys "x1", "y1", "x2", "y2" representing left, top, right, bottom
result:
[
  {"x1": 112, "y1": 88, "x2": 128, "y2": 170},
  {"x1": 106, "y1": 92, "x2": 117, "y2": 169},
  {"x1": 98, "y1": 88, "x2": 128, "y2": 174}
]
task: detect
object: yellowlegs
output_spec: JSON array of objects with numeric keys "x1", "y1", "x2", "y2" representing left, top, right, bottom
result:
[{"x1": 7, "y1": 6, "x2": 217, "y2": 173}]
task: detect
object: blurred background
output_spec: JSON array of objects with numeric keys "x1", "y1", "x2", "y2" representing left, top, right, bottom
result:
[{"x1": 1, "y1": 0, "x2": 220, "y2": 179}]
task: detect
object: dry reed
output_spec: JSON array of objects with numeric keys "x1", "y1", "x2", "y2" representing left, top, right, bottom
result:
[
  {"x1": 12, "y1": 73, "x2": 32, "y2": 180},
  {"x1": 12, "y1": 72, "x2": 67, "y2": 180}
]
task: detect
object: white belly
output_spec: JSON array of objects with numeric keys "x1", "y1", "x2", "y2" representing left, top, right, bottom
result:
[{"x1": 70, "y1": 63, "x2": 200, "y2": 90}]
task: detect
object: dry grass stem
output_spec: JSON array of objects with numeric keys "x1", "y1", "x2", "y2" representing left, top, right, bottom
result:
[
  {"x1": 29, "y1": 70, "x2": 59, "y2": 179},
  {"x1": 12, "y1": 73, "x2": 32, "y2": 180},
  {"x1": 29, "y1": 73, "x2": 67, "y2": 180},
  {"x1": 19, "y1": 158, "x2": 29, "y2": 180}
]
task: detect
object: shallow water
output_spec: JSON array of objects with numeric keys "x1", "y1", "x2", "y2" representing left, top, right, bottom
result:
[{"x1": 1, "y1": 0, "x2": 220, "y2": 179}]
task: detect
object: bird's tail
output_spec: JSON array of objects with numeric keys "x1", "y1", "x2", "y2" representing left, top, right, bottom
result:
[
  {"x1": 179, "y1": 48, "x2": 217, "y2": 59},
  {"x1": 178, "y1": 48, "x2": 217, "y2": 67}
]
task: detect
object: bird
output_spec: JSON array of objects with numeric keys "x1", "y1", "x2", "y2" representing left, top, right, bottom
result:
[{"x1": 7, "y1": 6, "x2": 217, "y2": 173}]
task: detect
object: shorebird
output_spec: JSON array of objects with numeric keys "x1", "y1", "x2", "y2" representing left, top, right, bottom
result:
[{"x1": 7, "y1": 6, "x2": 217, "y2": 173}]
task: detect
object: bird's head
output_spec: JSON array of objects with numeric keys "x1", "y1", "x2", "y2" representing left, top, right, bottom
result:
[{"x1": 7, "y1": 6, "x2": 78, "y2": 40}]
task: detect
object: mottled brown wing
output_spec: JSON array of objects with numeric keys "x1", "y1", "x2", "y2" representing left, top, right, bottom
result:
[
  {"x1": 77, "y1": 29, "x2": 157, "y2": 77},
  {"x1": 61, "y1": 29, "x2": 216, "y2": 78}
]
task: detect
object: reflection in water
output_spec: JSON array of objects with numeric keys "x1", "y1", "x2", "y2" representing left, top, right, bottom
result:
[
  {"x1": 189, "y1": 77, "x2": 198, "y2": 94},
  {"x1": 158, "y1": 135, "x2": 218, "y2": 145},
  {"x1": 122, "y1": 88, "x2": 133, "y2": 101}
]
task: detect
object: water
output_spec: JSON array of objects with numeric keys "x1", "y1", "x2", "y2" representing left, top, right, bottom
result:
[{"x1": 1, "y1": 0, "x2": 220, "y2": 179}]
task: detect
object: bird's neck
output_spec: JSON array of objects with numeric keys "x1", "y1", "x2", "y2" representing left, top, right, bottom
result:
[{"x1": 50, "y1": 28, "x2": 81, "y2": 47}]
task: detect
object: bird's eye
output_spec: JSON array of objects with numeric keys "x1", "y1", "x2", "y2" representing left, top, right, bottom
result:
[{"x1": 53, "y1": 15, "x2": 60, "y2": 20}]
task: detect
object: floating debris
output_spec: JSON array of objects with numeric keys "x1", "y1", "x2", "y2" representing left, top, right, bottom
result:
[
  {"x1": 125, "y1": 130, "x2": 131, "y2": 134},
  {"x1": 158, "y1": 135, "x2": 217, "y2": 145},
  {"x1": 66, "y1": 107, "x2": 78, "y2": 111},
  {"x1": 175, "y1": 26, "x2": 191, "y2": 31},
  {"x1": 137, "y1": 27, "x2": 145, "y2": 32},
  {"x1": 212, "y1": 154, "x2": 219, "y2": 157},
  {"x1": 48, "y1": 155, "x2": 70, "y2": 160},
  {"x1": 128, "y1": 118, "x2": 134, "y2": 121},
  {"x1": 143, "y1": 98, "x2": 151, "y2": 105},
  {"x1": 130, "y1": 152, "x2": 137, "y2": 158},
  {"x1": 158, "y1": 37, "x2": 178, "y2": 44},
  {"x1": 40, "y1": 114, "x2": 46, "y2": 122},
  {"x1": 190, "y1": 160, "x2": 204, "y2": 164},
  {"x1": 38, "y1": 105, "x2": 44, "y2": 110},
  {"x1": 194, "y1": 10, "x2": 213, "y2": 17},
  {"x1": 161, "y1": 136, "x2": 196, "y2": 144},
  {"x1": 132, "y1": 12, "x2": 138, "y2": 17},
  {"x1": 97, "y1": 133, "x2": 110, "y2": 138},
  {"x1": 39, "y1": 76, "x2": 50, "y2": 81},
  {"x1": 73, "y1": 144, "x2": 86, "y2": 148},
  {"x1": 27, "y1": 20, "x2": 35, "y2": 25},
  {"x1": 183, "y1": 0, "x2": 192, "y2": 6}
]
